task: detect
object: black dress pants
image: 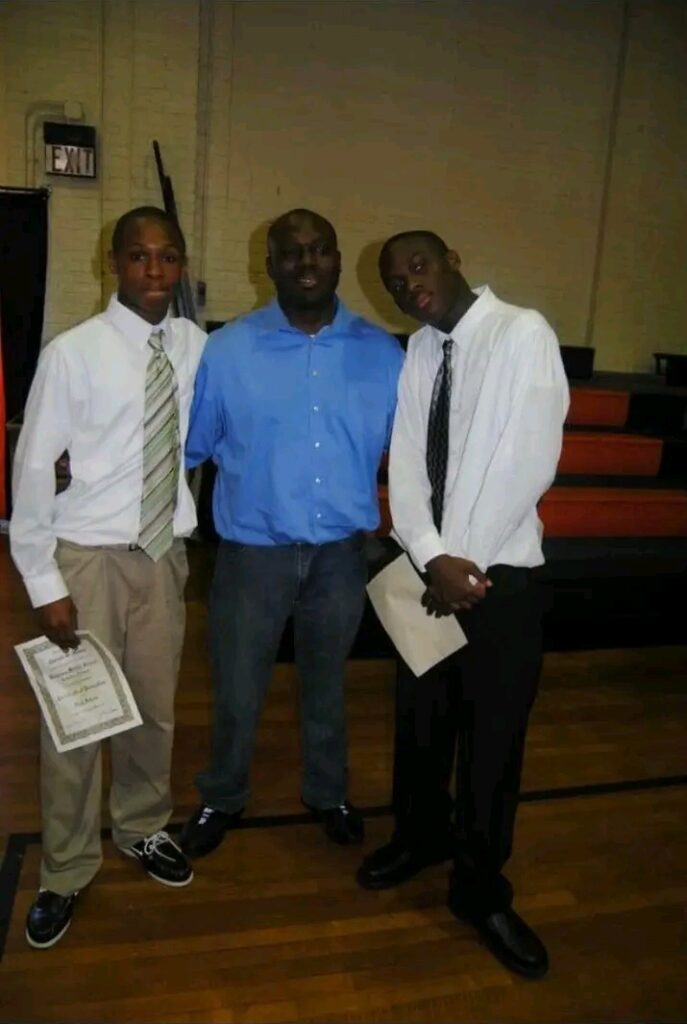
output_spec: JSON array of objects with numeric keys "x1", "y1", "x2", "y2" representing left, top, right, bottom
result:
[{"x1": 391, "y1": 565, "x2": 542, "y2": 915}]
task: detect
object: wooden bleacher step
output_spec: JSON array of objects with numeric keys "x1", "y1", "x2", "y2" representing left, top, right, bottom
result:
[
  {"x1": 558, "y1": 431, "x2": 663, "y2": 476},
  {"x1": 567, "y1": 388, "x2": 630, "y2": 428},
  {"x1": 376, "y1": 485, "x2": 687, "y2": 539},
  {"x1": 540, "y1": 486, "x2": 687, "y2": 537},
  {"x1": 375, "y1": 378, "x2": 687, "y2": 543},
  {"x1": 379, "y1": 433, "x2": 675, "y2": 480}
]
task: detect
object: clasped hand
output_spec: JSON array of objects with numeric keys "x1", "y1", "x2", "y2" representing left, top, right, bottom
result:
[{"x1": 422, "y1": 554, "x2": 492, "y2": 617}]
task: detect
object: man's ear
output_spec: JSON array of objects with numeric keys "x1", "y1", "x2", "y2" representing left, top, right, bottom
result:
[
  {"x1": 446, "y1": 249, "x2": 461, "y2": 271},
  {"x1": 265, "y1": 254, "x2": 274, "y2": 281},
  {"x1": 107, "y1": 249, "x2": 117, "y2": 275}
]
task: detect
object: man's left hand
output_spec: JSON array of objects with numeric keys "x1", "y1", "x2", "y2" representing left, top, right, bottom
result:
[{"x1": 421, "y1": 585, "x2": 472, "y2": 617}]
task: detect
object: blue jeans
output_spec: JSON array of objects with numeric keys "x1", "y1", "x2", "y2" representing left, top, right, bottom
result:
[{"x1": 196, "y1": 533, "x2": 368, "y2": 813}]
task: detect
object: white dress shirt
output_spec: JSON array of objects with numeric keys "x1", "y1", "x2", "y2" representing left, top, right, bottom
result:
[
  {"x1": 10, "y1": 295, "x2": 207, "y2": 607},
  {"x1": 389, "y1": 285, "x2": 570, "y2": 573}
]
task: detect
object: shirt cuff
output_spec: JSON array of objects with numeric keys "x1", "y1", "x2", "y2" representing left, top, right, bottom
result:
[
  {"x1": 408, "y1": 531, "x2": 447, "y2": 572},
  {"x1": 24, "y1": 570, "x2": 70, "y2": 609}
]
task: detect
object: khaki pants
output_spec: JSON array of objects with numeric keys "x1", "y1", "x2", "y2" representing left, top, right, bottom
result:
[{"x1": 39, "y1": 539, "x2": 188, "y2": 895}]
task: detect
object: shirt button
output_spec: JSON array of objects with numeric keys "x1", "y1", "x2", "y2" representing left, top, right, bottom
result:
[
  {"x1": 316, "y1": 512, "x2": 322, "y2": 519},
  {"x1": 315, "y1": 477, "x2": 321, "y2": 484},
  {"x1": 312, "y1": 370, "x2": 318, "y2": 376},
  {"x1": 313, "y1": 405, "x2": 319, "y2": 412},
  {"x1": 314, "y1": 441, "x2": 320, "y2": 448}
]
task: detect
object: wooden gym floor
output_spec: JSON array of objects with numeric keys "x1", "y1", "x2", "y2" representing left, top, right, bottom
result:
[{"x1": 1, "y1": 537, "x2": 686, "y2": 1023}]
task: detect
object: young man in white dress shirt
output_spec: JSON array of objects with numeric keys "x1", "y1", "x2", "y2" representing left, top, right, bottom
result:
[
  {"x1": 10, "y1": 207, "x2": 206, "y2": 948},
  {"x1": 357, "y1": 231, "x2": 569, "y2": 978}
]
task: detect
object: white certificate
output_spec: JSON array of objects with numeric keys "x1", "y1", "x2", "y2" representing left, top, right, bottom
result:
[
  {"x1": 367, "y1": 553, "x2": 467, "y2": 677},
  {"x1": 14, "y1": 630, "x2": 142, "y2": 753}
]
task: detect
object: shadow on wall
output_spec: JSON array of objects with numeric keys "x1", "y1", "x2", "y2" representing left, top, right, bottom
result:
[
  {"x1": 355, "y1": 239, "x2": 416, "y2": 336},
  {"x1": 212, "y1": 223, "x2": 423, "y2": 332},
  {"x1": 247, "y1": 218, "x2": 274, "y2": 312},
  {"x1": 245, "y1": 223, "x2": 418, "y2": 331},
  {"x1": 83, "y1": 216, "x2": 278, "y2": 327},
  {"x1": 87, "y1": 218, "x2": 117, "y2": 319}
]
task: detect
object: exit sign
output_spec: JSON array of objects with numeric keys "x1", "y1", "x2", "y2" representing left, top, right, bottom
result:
[{"x1": 43, "y1": 122, "x2": 96, "y2": 179}]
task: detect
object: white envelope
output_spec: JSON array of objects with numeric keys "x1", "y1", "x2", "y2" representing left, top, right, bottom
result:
[{"x1": 367, "y1": 553, "x2": 467, "y2": 677}]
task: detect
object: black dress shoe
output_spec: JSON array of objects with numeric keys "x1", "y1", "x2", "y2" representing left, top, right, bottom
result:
[
  {"x1": 179, "y1": 804, "x2": 243, "y2": 858},
  {"x1": 304, "y1": 801, "x2": 365, "y2": 845},
  {"x1": 357, "y1": 838, "x2": 452, "y2": 890},
  {"x1": 449, "y1": 902, "x2": 549, "y2": 979},
  {"x1": 26, "y1": 889, "x2": 77, "y2": 949}
]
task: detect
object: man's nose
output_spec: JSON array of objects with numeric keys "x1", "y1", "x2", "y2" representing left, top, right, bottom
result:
[{"x1": 146, "y1": 256, "x2": 163, "y2": 277}]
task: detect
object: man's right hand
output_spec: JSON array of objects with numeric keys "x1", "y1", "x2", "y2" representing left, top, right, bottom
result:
[
  {"x1": 425, "y1": 554, "x2": 491, "y2": 609},
  {"x1": 36, "y1": 596, "x2": 80, "y2": 650}
]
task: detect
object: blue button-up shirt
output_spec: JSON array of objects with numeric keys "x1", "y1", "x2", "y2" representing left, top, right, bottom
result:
[{"x1": 186, "y1": 299, "x2": 404, "y2": 545}]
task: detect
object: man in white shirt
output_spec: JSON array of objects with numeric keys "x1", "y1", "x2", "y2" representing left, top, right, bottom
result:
[
  {"x1": 10, "y1": 207, "x2": 206, "y2": 949},
  {"x1": 357, "y1": 231, "x2": 569, "y2": 979}
]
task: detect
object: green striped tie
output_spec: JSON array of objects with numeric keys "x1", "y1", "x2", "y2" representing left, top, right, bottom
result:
[{"x1": 138, "y1": 329, "x2": 180, "y2": 561}]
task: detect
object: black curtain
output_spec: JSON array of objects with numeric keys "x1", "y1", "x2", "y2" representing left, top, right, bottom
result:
[{"x1": 0, "y1": 187, "x2": 49, "y2": 420}]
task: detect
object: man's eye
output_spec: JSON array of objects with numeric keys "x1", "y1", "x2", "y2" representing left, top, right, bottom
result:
[
  {"x1": 314, "y1": 244, "x2": 329, "y2": 257},
  {"x1": 163, "y1": 254, "x2": 179, "y2": 263},
  {"x1": 391, "y1": 281, "x2": 405, "y2": 295},
  {"x1": 411, "y1": 260, "x2": 424, "y2": 273},
  {"x1": 130, "y1": 252, "x2": 145, "y2": 262}
]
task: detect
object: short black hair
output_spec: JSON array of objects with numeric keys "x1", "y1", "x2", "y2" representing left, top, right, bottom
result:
[
  {"x1": 267, "y1": 208, "x2": 338, "y2": 251},
  {"x1": 111, "y1": 206, "x2": 186, "y2": 256},
  {"x1": 379, "y1": 230, "x2": 448, "y2": 273}
]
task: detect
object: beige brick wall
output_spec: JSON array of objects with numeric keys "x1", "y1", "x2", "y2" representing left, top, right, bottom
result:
[
  {"x1": 591, "y1": 0, "x2": 687, "y2": 371},
  {"x1": 98, "y1": 0, "x2": 201, "y2": 306},
  {"x1": 1, "y1": 0, "x2": 103, "y2": 335},
  {"x1": 0, "y1": 12, "x2": 7, "y2": 186},
  {"x1": 0, "y1": 0, "x2": 685, "y2": 371},
  {"x1": 0, "y1": 0, "x2": 199, "y2": 338},
  {"x1": 207, "y1": 0, "x2": 620, "y2": 348}
]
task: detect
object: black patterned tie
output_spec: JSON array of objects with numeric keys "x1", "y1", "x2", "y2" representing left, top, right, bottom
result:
[{"x1": 426, "y1": 338, "x2": 453, "y2": 531}]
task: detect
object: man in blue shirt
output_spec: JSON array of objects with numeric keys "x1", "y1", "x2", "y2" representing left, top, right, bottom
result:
[{"x1": 180, "y1": 209, "x2": 404, "y2": 856}]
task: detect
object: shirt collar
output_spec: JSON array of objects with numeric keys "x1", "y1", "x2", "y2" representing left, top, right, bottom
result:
[
  {"x1": 437, "y1": 285, "x2": 495, "y2": 350},
  {"x1": 258, "y1": 297, "x2": 356, "y2": 346},
  {"x1": 103, "y1": 294, "x2": 172, "y2": 347}
]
